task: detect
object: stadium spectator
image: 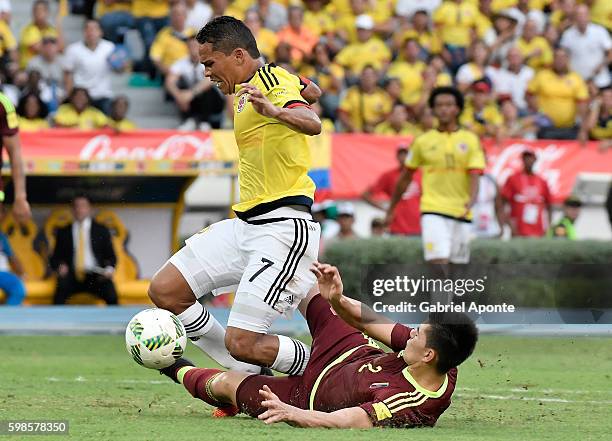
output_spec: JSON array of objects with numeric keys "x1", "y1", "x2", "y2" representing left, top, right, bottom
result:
[
  {"x1": 515, "y1": 19, "x2": 553, "y2": 71},
  {"x1": 526, "y1": 47, "x2": 589, "y2": 140},
  {"x1": 0, "y1": 227, "x2": 25, "y2": 306},
  {"x1": 97, "y1": 0, "x2": 135, "y2": 44},
  {"x1": 0, "y1": 13, "x2": 17, "y2": 71},
  {"x1": 370, "y1": 217, "x2": 386, "y2": 236},
  {"x1": 471, "y1": 171, "x2": 504, "y2": 238},
  {"x1": 277, "y1": 6, "x2": 317, "y2": 66},
  {"x1": 433, "y1": 0, "x2": 480, "y2": 73},
  {"x1": 559, "y1": 5, "x2": 611, "y2": 89},
  {"x1": 387, "y1": 87, "x2": 485, "y2": 264},
  {"x1": 501, "y1": 149, "x2": 552, "y2": 237},
  {"x1": 384, "y1": 77, "x2": 404, "y2": 106},
  {"x1": 0, "y1": 0, "x2": 10, "y2": 24},
  {"x1": 132, "y1": 0, "x2": 170, "y2": 76},
  {"x1": 54, "y1": 87, "x2": 108, "y2": 129},
  {"x1": 19, "y1": 0, "x2": 62, "y2": 70},
  {"x1": 249, "y1": 0, "x2": 287, "y2": 32},
  {"x1": 149, "y1": 2, "x2": 195, "y2": 78},
  {"x1": 185, "y1": 0, "x2": 212, "y2": 31},
  {"x1": 387, "y1": 38, "x2": 426, "y2": 107},
  {"x1": 334, "y1": 14, "x2": 391, "y2": 78},
  {"x1": 515, "y1": 0, "x2": 546, "y2": 34},
  {"x1": 16, "y1": 92, "x2": 49, "y2": 131},
  {"x1": 547, "y1": 196, "x2": 581, "y2": 239},
  {"x1": 460, "y1": 80, "x2": 503, "y2": 139},
  {"x1": 499, "y1": 98, "x2": 537, "y2": 139},
  {"x1": 374, "y1": 103, "x2": 421, "y2": 136},
  {"x1": 400, "y1": 10, "x2": 442, "y2": 60},
  {"x1": 488, "y1": 8, "x2": 521, "y2": 66},
  {"x1": 550, "y1": 0, "x2": 576, "y2": 34},
  {"x1": 456, "y1": 40, "x2": 489, "y2": 93},
  {"x1": 585, "y1": 86, "x2": 611, "y2": 141},
  {"x1": 486, "y1": 46, "x2": 534, "y2": 113},
  {"x1": 395, "y1": 0, "x2": 441, "y2": 23},
  {"x1": 302, "y1": 0, "x2": 337, "y2": 49},
  {"x1": 362, "y1": 144, "x2": 421, "y2": 236},
  {"x1": 63, "y1": 20, "x2": 119, "y2": 115},
  {"x1": 50, "y1": 195, "x2": 118, "y2": 305},
  {"x1": 300, "y1": 42, "x2": 343, "y2": 120},
  {"x1": 26, "y1": 37, "x2": 64, "y2": 112},
  {"x1": 165, "y1": 36, "x2": 225, "y2": 130},
  {"x1": 108, "y1": 95, "x2": 136, "y2": 131},
  {"x1": 333, "y1": 202, "x2": 359, "y2": 240},
  {"x1": 338, "y1": 66, "x2": 391, "y2": 133},
  {"x1": 243, "y1": 9, "x2": 278, "y2": 62}
]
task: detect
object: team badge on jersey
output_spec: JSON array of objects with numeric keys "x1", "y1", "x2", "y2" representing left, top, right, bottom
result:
[
  {"x1": 457, "y1": 142, "x2": 468, "y2": 153},
  {"x1": 237, "y1": 94, "x2": 247, "y2": 113}
]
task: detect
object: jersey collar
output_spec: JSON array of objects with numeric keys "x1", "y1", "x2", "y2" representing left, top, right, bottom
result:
[{"x1": 401, "y1": 365, "x2": 449, "y2": 398}]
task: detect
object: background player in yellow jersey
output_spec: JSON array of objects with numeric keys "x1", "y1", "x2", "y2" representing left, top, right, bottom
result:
[
  {"x1": 148, "y1": 17, "x2": 323, "y2": 386},
  {"x1": 386, "y1": 87, "x2": 485, "y2": 264}
]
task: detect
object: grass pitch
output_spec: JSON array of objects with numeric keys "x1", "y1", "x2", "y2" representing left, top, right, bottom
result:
[{"x1": 2, "y1": 335, "x2": 611, "y2": 441}]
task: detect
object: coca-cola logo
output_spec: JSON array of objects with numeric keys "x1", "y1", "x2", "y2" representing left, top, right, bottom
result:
[
  {"x1": 488, "y1": 142, "x2": 565, "y2": 196},
  {"x1": 79, "y1": 134, "x2": 216, "y2": 161}
]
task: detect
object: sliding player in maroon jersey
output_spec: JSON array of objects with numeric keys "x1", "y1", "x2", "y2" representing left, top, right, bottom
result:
[{"x1": 161, "y1": 263, "x2": 478, "y2": 428}]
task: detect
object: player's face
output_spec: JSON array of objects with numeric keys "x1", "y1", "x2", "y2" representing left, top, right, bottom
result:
[
  {"x1": 199, "y1": 43, "x2": 241, "y2": 96},
  {"x1": 432, "y1": 94, "x2": 460, "y2": 125},
  {"x1": 403, "y1": 323, "x2": 436, "y2": 366}
]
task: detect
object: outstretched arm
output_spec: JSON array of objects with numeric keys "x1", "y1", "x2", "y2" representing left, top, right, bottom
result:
[
  {"x1": 237, "y1": 84, "x2": 322, "y2": 136},
  {"x1": 3, "y1": 134, "x2": 31, "y2": 223},
  {"x1": 258, "y1": 385, "x2": 373, "y2": 428},
  {"x1": 311, "y1": 262, "x2": 397, "y2": 347}
]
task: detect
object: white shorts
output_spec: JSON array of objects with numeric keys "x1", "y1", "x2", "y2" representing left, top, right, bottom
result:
[
  {"x1": 169, "y1": 207, "x2": 321, "y2": 333},
  {"x1": 421, "y1": 214, "x2": 471, "y2": 264}
]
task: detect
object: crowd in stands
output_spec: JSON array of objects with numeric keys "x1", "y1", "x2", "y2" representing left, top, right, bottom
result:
[{"x1": 0, "y1": 0, "x2": 609, "y2": 137}]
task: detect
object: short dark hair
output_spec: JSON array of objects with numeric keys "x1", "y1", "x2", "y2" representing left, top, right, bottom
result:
[
  {"x1": 428, "y1": 86, "x2": 465, "y2": 113},
  {"x1": 425, "y1": 311, "x2": 478, "y2": 374},
  {"x1": 71, "y1": 194, "x2": 91, "y2": 206},
  {"x1": 196, "y1": 16, "x2": 260, "y2": 58}
]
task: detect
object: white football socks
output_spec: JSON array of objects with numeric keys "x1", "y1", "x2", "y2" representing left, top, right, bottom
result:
[
  {"x1": 177, "y1": 302, "x2": 261, "y2": 373},
  {"x1": 271, "y1": 335, "x2": 311, "y2": 376}
]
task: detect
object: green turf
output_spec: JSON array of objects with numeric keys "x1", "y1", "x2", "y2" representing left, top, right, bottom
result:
[{"x1": 2, "y1": 335, "x2": 611, "y2": 441}]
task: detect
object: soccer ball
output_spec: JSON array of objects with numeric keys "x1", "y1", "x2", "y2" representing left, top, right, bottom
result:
[{"x1": 125, "y1": 308, "x2": 187, "y2": 369}]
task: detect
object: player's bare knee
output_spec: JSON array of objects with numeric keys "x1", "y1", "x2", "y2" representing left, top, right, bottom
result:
[{"x1": 148, "y1": 274, "x2": 192, "y2": 314}]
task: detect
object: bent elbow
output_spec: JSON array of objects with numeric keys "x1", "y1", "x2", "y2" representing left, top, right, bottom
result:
[{"x1": 309, "y1": 123, "x2": 322, "y2": 136}]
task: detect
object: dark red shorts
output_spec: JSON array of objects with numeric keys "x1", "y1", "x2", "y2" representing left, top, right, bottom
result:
[{"x1": 236, "y1": 294, "x2": 370, "y2": 417}]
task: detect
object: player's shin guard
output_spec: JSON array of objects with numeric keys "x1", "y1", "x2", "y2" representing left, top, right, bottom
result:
[
  {"x1": 177, "y1": 302, "x2": 261, "y2": 373},
  {"x1": 178, "y1": 367, "x2": 227, "y2": 407},
  {"x1": 271, "y1": 335, "x2": 310, "y2": 376}
]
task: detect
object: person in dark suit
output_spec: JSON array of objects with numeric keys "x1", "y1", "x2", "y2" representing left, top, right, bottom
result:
[{"x1": 50, "y1": 195, "x2": 118, "y2": 305}]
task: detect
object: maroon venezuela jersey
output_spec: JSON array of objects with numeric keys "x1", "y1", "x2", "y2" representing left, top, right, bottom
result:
[
  {"x1": 0, "y1": 93, "x2": 19, "y2": 193},
  {"x1": 310, "y1": 324, "x2": 457, "y2": 428}
]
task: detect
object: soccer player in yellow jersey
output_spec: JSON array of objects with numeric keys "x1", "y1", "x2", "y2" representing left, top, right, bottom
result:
[
  {"x1": 386, "y1": 87, "x2": 485, "y2": 264},
  {"x1": 149, "y1": 16, "x2": 323, "y2": 392}
]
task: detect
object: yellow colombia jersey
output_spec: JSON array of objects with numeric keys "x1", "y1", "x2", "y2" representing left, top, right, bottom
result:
[
  {"x1": 232, "y1": 63, "x2": 315, "y2": 218},
  {"x1": 406, "y1": 129, "x2": 485, "y2": 220}
]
